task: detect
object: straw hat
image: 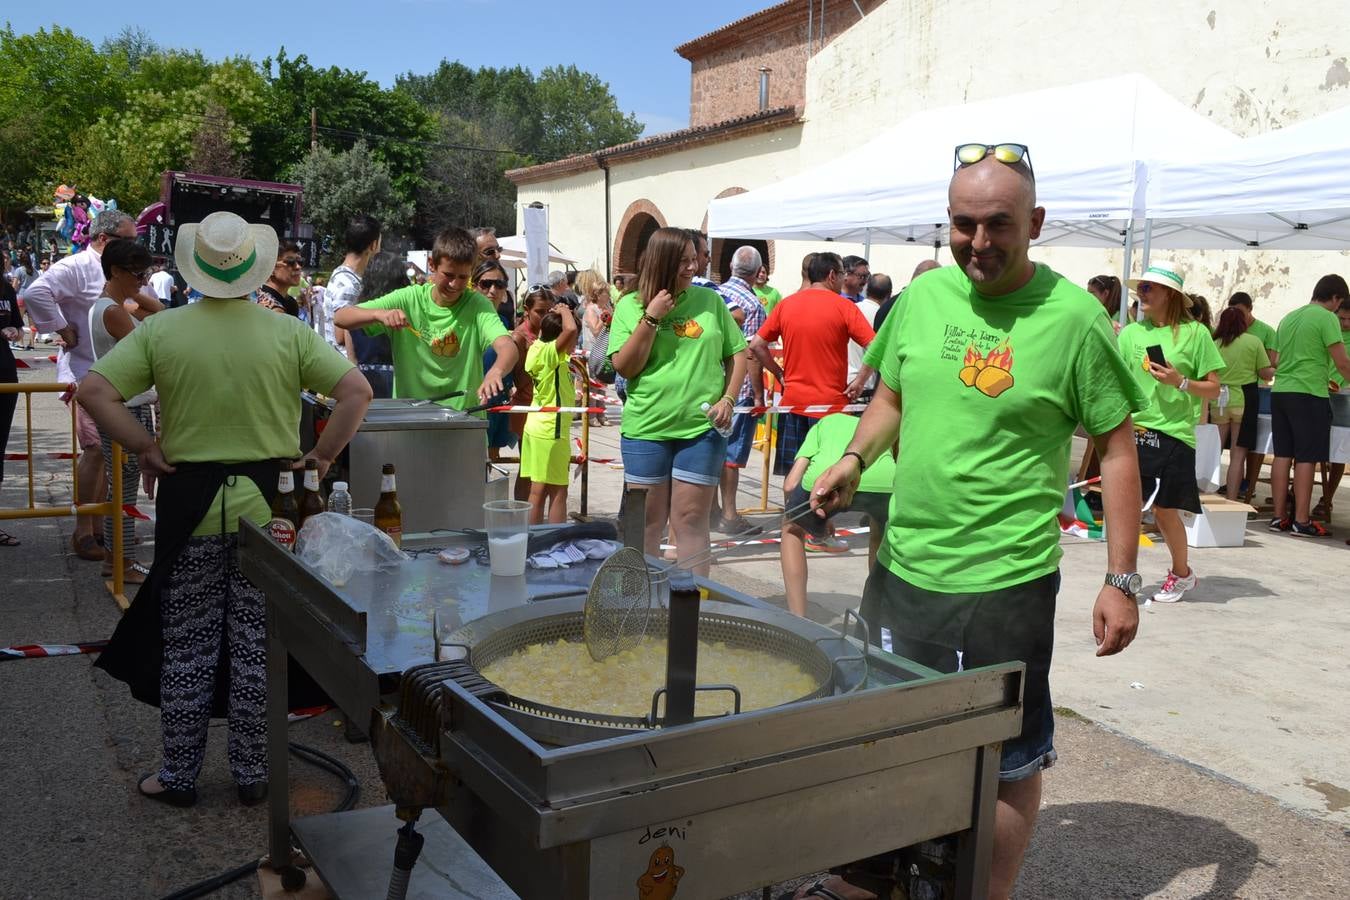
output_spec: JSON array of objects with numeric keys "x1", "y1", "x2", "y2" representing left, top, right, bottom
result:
[
  {"x1": 174, "y1": 211, "x2": 278, "y2": 298},
  {"x1": 1127, "y1": 262, "x2": 1186, "y2": 295}
]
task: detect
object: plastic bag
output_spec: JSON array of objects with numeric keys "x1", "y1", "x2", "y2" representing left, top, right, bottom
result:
[{"x1": 295, "y1": 512, "x2": 406, "y2": 586}]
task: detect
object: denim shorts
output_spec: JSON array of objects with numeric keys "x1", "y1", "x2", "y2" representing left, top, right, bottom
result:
[
  {"x1": 724, "y1": 412, "x2": 761, "y2": 468},
  {"x1": 860, "y1": 566, "x2": 1059, "y2": 782},
  {"x1": 621, "y1": 429, "x2": 726, "y2": 487}
]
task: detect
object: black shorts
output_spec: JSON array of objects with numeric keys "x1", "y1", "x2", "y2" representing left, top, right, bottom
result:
[
  {"x1": 785, "y1": 484, "x2": 890, "y2": 539},
  {"x1": 1135, "y1": 427, "x2": 1201, "y2": 513},
  {"x1": 860, "y1": 567, "x2": 1058, "y2": 782},
  {"x1": 1236, "y1": 382, "x2": 1260, "y2": 450},
  {"x1": 1270, "y1": 391, "x2": 1331, "y2": 463},
  {"x1": 773, "y1": 412, "x2": 819, "y2": 476}
]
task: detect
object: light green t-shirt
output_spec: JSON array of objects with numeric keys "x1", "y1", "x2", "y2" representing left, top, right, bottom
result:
[
  {"x1": 1332, "y1": 329, "x2": 1350, "y2": 389},
  {"x1": 1214, "y1": 332, "x2": 1267, "y2": 391},
  {"x1": 523, "y1": 339, "x2": 573, "y2": 439},
  {"x1": 1247, "y1": 318, "x2": 1278, "y2": 351},
  {"x1": 874, "y1": 264, "x2": 1145, "y2": 593},
  {"x1": 1117, "y1": 319, "x2": 1225, "y2": 447},
  {"x1": 796, "y1": 413, "x2": 895, "y2": 494},
  {"x1": 754, "y1": 284, "x2": 783, "y2": 312},
  {"x1": 1272, "y1": 303, "x2": 1342, "y2": 397},
  {"x1": 91, "y1": 300, "x2": 354, "y2": 535},
  {"x1": 609, "y1": 285, "x2": 747, "y2": 441},
  {"x1": 359, "y1": 284, "x2": 508, "y2": 412}
]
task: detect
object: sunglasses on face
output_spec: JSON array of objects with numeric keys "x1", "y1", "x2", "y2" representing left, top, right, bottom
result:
[
  {"x1": 477, "y1": 278, "x2": 507, "y2": 290},
  {"x1": 481, "y1": 246, "x2": 500, "y2": 257},
  {"x1": 279, "y1": 258, "x2": 303, "y2": 268},
  {"x1": 954, "y1": 142, "x2": 1034, "y2": 177}
]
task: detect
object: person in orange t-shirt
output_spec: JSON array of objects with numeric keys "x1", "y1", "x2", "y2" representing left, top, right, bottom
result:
[{"x1": 749, "y1": 251, "x2": 875, "y2": 474}]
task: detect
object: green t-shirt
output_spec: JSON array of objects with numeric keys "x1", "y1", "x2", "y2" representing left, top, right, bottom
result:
[
  {"x1": 359, "y1": 284, "x2": 508, "y2": 411},
  {"x1": 608, "y1": 285, "x2": 747, "y2": 440},
  {"x1": 796, "y1": 413, "x2": 895, "y2": 494},
  {"x1": 1247, "y1": 318, "x2": 1278, "y2": 351},
  {"x1": 1272, "y1": 303, "x2": 1342, "y2": 397},
  {"x1": 524, "y1": 339, "x2": 573, "y2": 439},
  {"x1": 1117, "y1": 319, "x2": 1225, "y2": 447},
  {"x1": 754, "y1": 284, "x2": 783, "y2": 312},
  {"x1": 91, "y1": 300, "x2": 354, "y2": 535},
  {"x1": 1332, "y1": 329, "x2": 1350, "y2": 388},
  {"x1": 874, "y1": 264, "x2": 1145, "y2": 592},
  {"x1": 1214, "y1": 332, "x2": 1267, "y2": 390}
]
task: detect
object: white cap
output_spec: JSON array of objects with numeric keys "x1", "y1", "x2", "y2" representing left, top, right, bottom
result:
[{"x1": 333, "y1": 482, "x2": 348, "y2": 491}]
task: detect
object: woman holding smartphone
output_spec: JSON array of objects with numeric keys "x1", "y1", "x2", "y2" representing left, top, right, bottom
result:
[{"x1": 1117, "y1": 262, "x2": 1224, "y2": 603}]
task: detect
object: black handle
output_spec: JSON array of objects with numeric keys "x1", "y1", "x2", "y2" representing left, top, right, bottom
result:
[{"x1": 663, "y1": 570, "x2": 700, "y2": 726}]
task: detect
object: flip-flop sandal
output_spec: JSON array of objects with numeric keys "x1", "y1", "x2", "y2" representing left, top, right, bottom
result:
[
  {"x1": 72, "y1": 534, "x2": 105, "y2": 561},
  {"x1": 0, "y1": 530, "x2": 19, "y2": 547},
  {"x1": 102, "y1": 561, "x2": 151, "y2": 584}
]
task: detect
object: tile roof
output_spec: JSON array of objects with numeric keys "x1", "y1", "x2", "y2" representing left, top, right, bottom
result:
[{"x1": 674, "y1": 1, "x2": 800, "y2": 60}]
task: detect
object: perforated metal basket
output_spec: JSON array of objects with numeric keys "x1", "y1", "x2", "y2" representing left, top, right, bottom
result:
[{"x1": 442, "y1": 598, "x2": 868, "y2": 746}]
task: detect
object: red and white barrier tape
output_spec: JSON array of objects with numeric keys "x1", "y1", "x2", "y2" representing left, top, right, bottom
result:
[
  {"x1": 4, "y1": 451, "x2": 78, "y2": 460},
  {"x1": 0, "y1": 640, "x2": 109, "y2": 662},
  {"x1": 732, "y1": 403, "x2": 868, "y2": 415},
  {"x1": 572, "y1": 437, "x2": 618, "y2": 465},
  {"x1": 489, "y1": 405, "x2": 605, "y2": 414}
]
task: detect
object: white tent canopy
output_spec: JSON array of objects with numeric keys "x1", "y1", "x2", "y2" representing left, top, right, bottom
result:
[
  {"x1": 707, "y1": 74, "x2": 1241, "y2": 249},
  {"x1": 497, "y1": 234, "x2": 579, "y2": 266},
  {"x1": 1141, "y1": 103, "x2": 1350, "y2": 250}
]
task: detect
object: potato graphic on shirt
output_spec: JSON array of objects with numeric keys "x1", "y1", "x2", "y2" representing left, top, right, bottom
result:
[
  {"x1": 636, "y1": 844, "x2": 684, "y2": 899},
  {"x1": 957, "y1": 340, "x2": 1015, "y2": 398},
  {"x1": 671, "y1": 318, "x2": 703, "y2": 339},
  {"x1": 429, "y1": 329, "x2": 460, "y2": 358}
]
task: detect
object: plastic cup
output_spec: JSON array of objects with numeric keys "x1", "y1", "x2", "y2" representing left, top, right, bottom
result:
[
  {"x1": 483, "y1": 500, "x2": 530, "y2": 576},
  {"x1": 353, "y1": 508, "x2": 375, "y2": 528}
]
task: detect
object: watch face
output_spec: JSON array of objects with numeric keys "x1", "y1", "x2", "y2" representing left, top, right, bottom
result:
[{"x1": 1125, "y1": 573, "x2": 1143, "y2": 594}]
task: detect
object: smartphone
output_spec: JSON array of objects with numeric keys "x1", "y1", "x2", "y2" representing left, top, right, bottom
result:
[{"x1": 1146, "y1": 344, "x2": 1168, "y2": 367}]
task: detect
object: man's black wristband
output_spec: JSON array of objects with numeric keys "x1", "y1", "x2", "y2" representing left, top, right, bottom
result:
[{"x1": 842, "y1": 450, "x2": 867, "y2": 471}]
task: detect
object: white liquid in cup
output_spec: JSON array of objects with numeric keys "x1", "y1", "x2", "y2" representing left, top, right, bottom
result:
[{"x1": 488, "y1": 532, "x2": 529, "y2": 576}]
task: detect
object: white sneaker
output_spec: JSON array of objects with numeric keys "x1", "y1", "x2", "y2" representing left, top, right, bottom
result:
[{"x1": 1152, "y1": 569, "x2": 1197, "y2": 603}]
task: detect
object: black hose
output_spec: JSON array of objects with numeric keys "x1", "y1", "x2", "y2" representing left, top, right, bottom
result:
[{"x1": 156, "y1": 741, "x2": 361, "y2": 900}]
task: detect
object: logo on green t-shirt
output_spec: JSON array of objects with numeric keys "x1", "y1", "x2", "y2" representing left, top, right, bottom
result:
[{"x1": 957, "y1": 339, "x2": 1016, "y2": 398}]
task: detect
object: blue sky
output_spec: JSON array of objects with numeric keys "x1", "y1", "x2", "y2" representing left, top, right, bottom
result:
[{"x1": 6, "y1": 1, "x2": 773, "y2": 136}]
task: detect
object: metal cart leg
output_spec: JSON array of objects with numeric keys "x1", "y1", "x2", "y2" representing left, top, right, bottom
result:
[
  {"x1": 266, "y1": 600, "x2": 305, "y2": 891},
  {"x1": 953, "y1": 742, "x2": 1000, "y2": 900}
]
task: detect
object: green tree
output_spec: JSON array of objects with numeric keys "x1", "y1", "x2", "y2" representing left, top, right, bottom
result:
[
  {"x1": 285, "y1": 141, "x2": 413, "y2": 264},
  {"x1": 99, "y1": 26, "x2": 159, "y2": 72},
  {"x1": 0, "y1": 25, "x2": 127, "y2": 206},
  {"x1": 253, "y1": 49, "x2": 435, "y2": 202},
  {"x1": 533, "y1": 65, "x2": 642, "y2": 161}
]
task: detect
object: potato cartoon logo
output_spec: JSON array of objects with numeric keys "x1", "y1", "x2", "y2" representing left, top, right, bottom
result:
[
  {"x1": 671, "y1": 318, "x2": 703, "y2": 339},
  {"x1": 429, "y1": 330, "x2": 460, "y2": 358},
  {"x1": 636, "y1": 844, "x2": 684, "y2": 899},
  {"x1": 957, "y1": 340, "x2": 1015, "y2": 398}
]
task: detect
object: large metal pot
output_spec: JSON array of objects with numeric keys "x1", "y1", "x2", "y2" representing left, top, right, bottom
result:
[{"x1": 440, "y1": 597, "x2": 868, "y2": 746}]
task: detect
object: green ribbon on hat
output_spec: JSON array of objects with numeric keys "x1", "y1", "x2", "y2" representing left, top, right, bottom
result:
[
  {"x1": 1145, "y1": 265, "x2": 1183, "y2": 286},
  {"x1": 194, "y1": 247, "x2": 257, "y2": 284}
]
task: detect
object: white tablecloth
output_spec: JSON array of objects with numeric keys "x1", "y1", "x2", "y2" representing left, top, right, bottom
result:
[
  {"x1": 1194, "y1": 424, "x2": 1222, "y2": 492},
  {"x1": 1254, "y1": 414, "x2": 1350, "y2": 463}
]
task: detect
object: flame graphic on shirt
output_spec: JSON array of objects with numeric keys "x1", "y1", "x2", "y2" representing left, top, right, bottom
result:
[{"x1": 957, "y1": 339, "x2": 1015, "y2": 398}]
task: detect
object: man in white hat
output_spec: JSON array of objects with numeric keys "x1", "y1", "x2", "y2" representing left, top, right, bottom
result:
[
  {"x1": 808, "y1": 144, "x2": 1147, "y2": 900},
  {"x1": 77, "y1": 211, "x2": 372, "y2": 809}
]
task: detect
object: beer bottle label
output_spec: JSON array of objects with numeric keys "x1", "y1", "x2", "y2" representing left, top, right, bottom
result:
[
  {"x1": 278, "y1": 471, "x2": 294, "y2": 493},
  {"x1": 382, "y1": 525, "x2": 402, "y2": 548},
  {"x1": 268, "y1": 517, "x2": 297, "y2": 550},
  {"x1": 304, "y1": 468, "x2": 320, "y2": 492},
  {"x1": 381, "y1": 473, "x2": 397, "y2": 493}
]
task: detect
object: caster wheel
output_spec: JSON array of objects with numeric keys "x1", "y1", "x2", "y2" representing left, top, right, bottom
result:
[{"x1": 280, "y1": 865, "x2": 307, "y2": 892}]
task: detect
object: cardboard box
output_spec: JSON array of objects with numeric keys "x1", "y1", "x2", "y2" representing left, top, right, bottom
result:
[{"x1": 1178, "y1": 495, "x2": 1257, "y2": 547}]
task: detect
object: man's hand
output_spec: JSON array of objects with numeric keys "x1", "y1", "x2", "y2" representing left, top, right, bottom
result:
[
  {"x1": 1, "y1": 327, "x2": 18, "y2": 343},
  {"x1": 378, "y1": 308, "x2": 409, "y2": 330},
  {"x1": 1092, "y1": 585, "x2": 1139, "y2": 656},
  {"x1": 807, "y1": 455, "x2": 862, "y2": 518},
  {"x1": 56, "y1": 325, "x2": 77, "y2": 349},
  {"x1": 142, "y1": 471, "x2": 157, "y2": 500},
  {"x1": 844, "y1": 374, "x2": 868, "y2": 401},
  {"x1": 291, "y1": 451, "x2": 334, "y2": 481},
  {"x1": 139, "y1": 442, "x2": 177, "y2": 479},
  {"x1": 478, "y1": 370, "x2": 507, "y2": 404}
]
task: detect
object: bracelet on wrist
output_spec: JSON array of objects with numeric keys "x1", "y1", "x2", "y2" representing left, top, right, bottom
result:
[
  {"x1": 1178, "y1": 377, "x2": 1189, "y2": 393},
  {"x1": 842, "y1": 450, "x2": 867, "y2": 471},
  {"x1": 719, "y1": 395, "x2": 736, "y2": 407},
  {"x1": 640, "y1": 313, "x2": 662, "y2": 328}
]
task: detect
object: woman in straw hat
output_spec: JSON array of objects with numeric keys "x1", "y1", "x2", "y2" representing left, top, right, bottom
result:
[
  {"x1": 1117, "y1": 261, "x2": 1225, "y2": 604},
  {"x1": 77, "y1": 211, "x2": 373, "y2": 808}
]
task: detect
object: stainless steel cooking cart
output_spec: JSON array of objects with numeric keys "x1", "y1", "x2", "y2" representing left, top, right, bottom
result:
[{"x1": 239, "y1": 521, "x2": 1023, "y2": 899}]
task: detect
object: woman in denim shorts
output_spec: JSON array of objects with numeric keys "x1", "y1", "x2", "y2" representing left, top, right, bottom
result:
[{"x1": 608, "y1": 227, "x2": 747, "y2": 573}]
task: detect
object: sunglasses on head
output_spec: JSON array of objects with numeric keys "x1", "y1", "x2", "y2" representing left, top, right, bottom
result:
[
  {"x1": 954, "y1": 143, "x2": 1034, "y2": 177},
  {"x1": 477, "y1": 278, "x2": 507, "y2": 290}
]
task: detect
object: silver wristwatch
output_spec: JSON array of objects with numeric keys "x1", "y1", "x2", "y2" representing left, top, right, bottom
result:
[{"x1": 1105, "y1": 572, "x2": 1143, "y2": 598}]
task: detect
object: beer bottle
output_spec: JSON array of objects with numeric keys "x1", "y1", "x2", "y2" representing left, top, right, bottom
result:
[
  {"x1": 297, "y1": 459, "x2": 326, "y2": 534},
  {"x1": 267, "y1": 465, "x2": 300, "y2": 551},
  {"x1": 374, "y1": 463, "x2": 403, "y2": 547}
]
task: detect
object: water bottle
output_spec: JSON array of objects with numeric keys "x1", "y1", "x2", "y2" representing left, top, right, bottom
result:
[
  {"x1": 327, "y1": 481, "x2": 353, "y2": 516},
  {"x1": 700, "y1": 402, "x2": 734, "y2": 438}
]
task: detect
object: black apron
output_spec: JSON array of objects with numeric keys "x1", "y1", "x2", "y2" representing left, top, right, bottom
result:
[{"x1": 94, "y1": 459, "x2": 324, "y2": 717}]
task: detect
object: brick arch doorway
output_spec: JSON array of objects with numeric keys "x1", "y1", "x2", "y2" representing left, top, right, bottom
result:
[
  {"x1": 702, "y1": 188, "x2": 775, "y2": 283},
  {"x1": 613, "y1": 199, "x2": 668, "y2": 278}
]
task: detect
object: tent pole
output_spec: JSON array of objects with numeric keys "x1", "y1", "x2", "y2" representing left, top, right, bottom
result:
[
  {"x1": 863, "y1": 228, "x2": 872, "y2": 259},
  {"x1": 1140, "y1": 219, "x2": 1154, "y2": 269},
  {"x1": 1120, "y1": 219, "x2": 1135, "y2": 326}
]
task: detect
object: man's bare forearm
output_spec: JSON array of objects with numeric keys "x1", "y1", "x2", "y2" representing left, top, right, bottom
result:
[
  {"x1": 1093, "y1": 416, "x2": 1141, "y2": 574},
  {"x1": 311, "y1": 370, "x2": 373, "y2": 463},
  {"x1": 76, "y1": 374, "x2": 155, "y2": 452}
]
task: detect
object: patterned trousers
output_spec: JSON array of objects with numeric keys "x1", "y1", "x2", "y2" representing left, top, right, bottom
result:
[{"x1": 158, "y1": 534, "x2": 267, "y2": 791}]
